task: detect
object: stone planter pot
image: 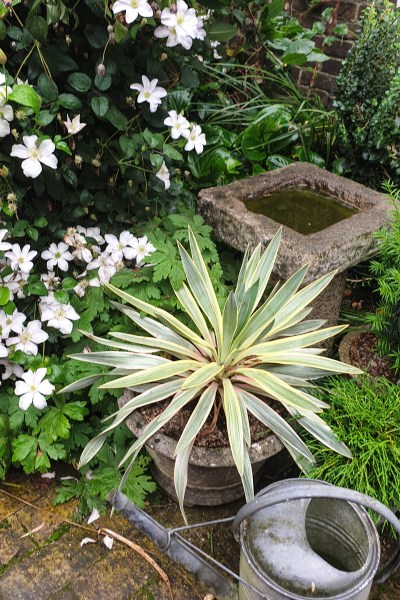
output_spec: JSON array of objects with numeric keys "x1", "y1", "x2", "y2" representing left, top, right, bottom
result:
[
  {"x1": 338, "y1": 327, "x2": 368, "y2": 368},
  {"x1": 338, "y1": 327, "x2": 397, "y2": 381},
  {"x1": 119, "y1": 391, "x2": 290, "y2": 507},
  {"x1": 198, "y1": 163, "x2": 391, "y2": 333}
]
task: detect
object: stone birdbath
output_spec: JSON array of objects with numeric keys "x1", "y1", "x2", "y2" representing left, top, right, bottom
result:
[{"x1": 198, "y1": 163, "x2": 391, "y2": 329}]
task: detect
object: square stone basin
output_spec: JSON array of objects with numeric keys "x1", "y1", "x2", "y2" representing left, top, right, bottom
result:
[{"x1": 198, "y1": 163, "x2": 391, "y2": 331}]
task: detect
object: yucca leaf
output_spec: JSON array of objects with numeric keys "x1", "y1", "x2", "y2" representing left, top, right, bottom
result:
[
  {"x1": 237, "y1": 387, "x2": 315, "y2": 463},
  {"x1": 104, "y1": 379, "x2": 183, "y2": 422},
  {"x1": 262, "y1": 308, "x2": 312, "y2": 339},
  {"x1": 105, "y1": 283, "x2": 214, "y2": 354},
  {"x1": 269, "y1": 271, "x2": 336, "y2": 335},
  {"x1": 174, "y1": 441, "x2": 194, "y2": 524},
  {"x1": 181, "y1": 362, "x2": 223, "y2": 390},
  {"x1": 236, "y1": 280, "x2": 259, "y2": 334},
  {"x1": 109, "y1": 330, "x2": 206, "y2": 362},
  {"x1": 234, "y1": 245, "x2": 251, "y2": 306},
  {"x1": 276, "y1": 319, "x2": 327, "y2": 337},
  {"x1": 79, "y1": 431, "x2": 109, "y2": 468},
  {"x1": 175, "y1": 282, "x2": 214, "y2": 347},
  {"x1": 241, "y1": 445, "x2": 254, "y2": 501},
  {"x1": 59, "y1": 374, "x2": 105, "y2": 394},
  {"x1": 99, "y1": 359, "x2": 200, "y2": 390},
  {"x1": 253, "y1": 351, "x2": 363, "y2": 375},
  {"x1": 178, "y1": 241, "x2": 223, "y2": 348},
  {"x1": 77, "y1": 331, "x2": 158, "y2": 354},
  {"x1": 234, "y1": 367, "x2": 324, "y2": 414},
  {"x1": 266, "y1": 364, "x2": 338, "y2": 380},
  {"x1": 69, "y1": 351, "x2": 169, "y2": 369},
  {"x1": 245, "y1": 228, "x2": 282, "y2": 309},
  {"x1": 174, "y1": 383, "x2": 217, "y2": 455},
  {"x1": 110, "y1": 301, "x2": 198, "y2": 352},
  {"x1": 235, "y1": 325, "x2": 347, "y2": 362},
  {"x1": 287, "y1": 406, "x2": 352, "y2": 458},
  {"x1": 119, "y1": 386, "x2": 201, "y2": 468},
  {"x1": 222, "y1": 378, "x2": 244, "y2": 476},
  {"x1": 220, "y1": 291, "x2": 238, "y2": 362},
  {"x1": 233, "y1": 264, "x2": 309, "y2": 349}
]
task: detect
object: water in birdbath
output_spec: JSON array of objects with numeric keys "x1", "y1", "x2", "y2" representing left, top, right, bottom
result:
[{"x1": 244, "y1": 188, "x2": 357, "y2": 235}]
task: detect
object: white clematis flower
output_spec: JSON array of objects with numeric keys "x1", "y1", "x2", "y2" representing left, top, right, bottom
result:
[
  {"x1": 0, "y1": 100, "x2": 13, "y2": 138},
  {"x1": 64, "y1": 114, "x2": 86, "y2": 135},
  {"x1": 0, "y1": 74, "x2": 12, "y2": 101},
  {"x1": 130, "y1": 235, "x2": 156, "y2": 265},
  {"x1": 6, "y1": 320, "x2": 48, "y2": 355},
  {"x1": 0, "y1": 359, "x2": 24, "y2": 380},
  {"x1": 0, "y1": 308, "x2": 26, "y2": 338},
  {"x1": 0, "y1": 229, "x2": 12, "y2": 251},
  {"x1": 164, "y1": 110, "x2": 190, "y2": 140},
  {"x1": 112, "y1": 0, "x2": 153, "y2": 24},
  {"x1": 39, "y1": 297, "x2": 80, "y2": 335},
  {"x1": 155, "y1": 161, "x2": 171, "y2": 190},
  {"x1": 155, "y1": 0, "x2": 199, "y2": 49},
  {"x1": 5, "y1": 244, "x2": 37, "y2": 273},
  {"x1": 130, "y1": 76, "x2": 167, "y2": 113},
  {"x1": 183, "y1": 124, "x2": 207, "y2": 154},
  {"x1": 10, "y1": 135, "x2": 58, "y2": 178},
  {"x1": 104, "y1": 231, "x2": 137, "y2": 262},
  {"x1": 41, "y1": 242, "x2": 73, "y2": 272},
  {"x1": 14, "y1": 367, "x2": 55, "y2": 410}
]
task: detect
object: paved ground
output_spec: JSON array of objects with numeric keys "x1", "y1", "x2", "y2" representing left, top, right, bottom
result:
[{"x1": 0, "y1": 471, "x2": 399, "y2": 600}]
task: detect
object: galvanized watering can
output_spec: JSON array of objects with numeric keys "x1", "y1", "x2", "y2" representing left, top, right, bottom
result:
[{"x1": 108, "y1": 479, "x2": 400, "y2": 600}]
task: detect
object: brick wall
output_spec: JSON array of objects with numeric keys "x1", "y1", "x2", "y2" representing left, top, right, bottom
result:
[{"x1": 288, "y1": 0, "x2": 368, "y2": 104}]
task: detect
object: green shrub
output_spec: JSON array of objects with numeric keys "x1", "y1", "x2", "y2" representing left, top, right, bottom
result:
[
  {"x1": 306, "y1": 376, "x2": 400, "y2": 526},
  {"x1": 336, "y1": 0, "x2": 400, "y2": 187},
  {"x1": 364, "y1": 183, "x2": 400, "y2": 372}
]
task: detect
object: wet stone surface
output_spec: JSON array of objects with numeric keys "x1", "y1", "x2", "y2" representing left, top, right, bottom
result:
[{"x1": 0, "y1": 470, "x2": 399, "y2": 599}]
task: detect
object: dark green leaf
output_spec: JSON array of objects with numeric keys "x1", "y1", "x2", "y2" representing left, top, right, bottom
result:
[
  {"x1": 27, "y1": 281, "x2": 48, "y2": 296},
  {"x1": 94, "y1": 73, "x2": 112, "y2": 91},
  {"x1": 26, "y1": 16, "x2": 48, "y2": 41},
  {"x1": 0, "y1": 287, "x2": 10, "y2": 306},
  {"x1": 58, "y1": 93, "x2": 82, "y2": 110},
  {"x1": 104, "y1": 106, "x2": 128, "y2": 131},
  {"x1": 54, "y1": 290, "x2": 70, "y2": 304},
  {"x1": 207, "y1": 22, "x2": 237, "y2": 42},
  {"x1": 67, "y1": 72, "x2": 92, "y2": 93},
  {"x1": 91, "y1": 96, "x2": 109, "y2": 117}
]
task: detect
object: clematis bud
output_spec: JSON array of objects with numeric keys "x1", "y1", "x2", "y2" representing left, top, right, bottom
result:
[
  {"x1": 0, "y1": 49, "x2": 7, "y2": 65},
  {"x1": 107, "y1": 24, "x2": 113, "y2": 33},
  {"x1": 96, "y1": 63, "x2": 106, "y2": 77}
]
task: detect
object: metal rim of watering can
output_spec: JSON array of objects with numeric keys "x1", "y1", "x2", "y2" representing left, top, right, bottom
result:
[{"x1": 232, "y1": 479, "x2": 400, "y2": 585}]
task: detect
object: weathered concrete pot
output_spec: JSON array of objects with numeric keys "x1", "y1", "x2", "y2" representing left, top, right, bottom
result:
[
  {"x1": 198, "y1": 163, "x2": 391, "y2": 330},
  {"x1": 119, "y1": 391, "x2": 289, "y2": 507}
]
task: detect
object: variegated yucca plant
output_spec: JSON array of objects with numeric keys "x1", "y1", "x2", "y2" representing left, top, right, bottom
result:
[{"x1": 62, "y1": 227, "x2": 361, "y2": 515}]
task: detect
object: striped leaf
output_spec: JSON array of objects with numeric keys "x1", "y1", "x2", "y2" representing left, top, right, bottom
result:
[
  {"x1": 174, "y1": 441, "x2": 194, "y2": 524},
  {"x1": 181, "y1": 362, "x2": 223, "y2": 390},
  {"x1": 222, "y1": 378, "x2": 244, "y2": 476},
  {"x1": 174, "y1": 383, "x2": 218, "y2": 455},
  {"x1": 99, "y1": 359, "x2": 200, "y2": 390}
]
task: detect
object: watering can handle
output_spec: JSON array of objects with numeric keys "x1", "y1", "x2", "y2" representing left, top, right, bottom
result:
[{"x1": 232, "y1": 480, "x2": 400, "y2": 584}]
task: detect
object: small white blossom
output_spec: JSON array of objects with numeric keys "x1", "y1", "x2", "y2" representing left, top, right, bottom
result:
[
  {"x1": 5, "y1": 244, "x2": 37, "y2": 273},
  {"x1": 7, "y1": 320, "x2": 48, "y2": 355},
  {"x1": 0, "y1": 344, "x2": 8, "y2": 358},
  {"x1": 130, "y1": 76, "x2": 167, "y2": 113},
  {"x1": 0, "y1": 229, "x2": 12, "y2": 252},
  {"x1": 155, "y1": 0, "x2": 199, "y2": 49},
  {"x1": 104, "y1": 231, "x2": 137, "y2": 262},
  {"x1": 87, "y1": 253, "x2": 117, "y2": 283},
  {"x1": 39, "y1": 298, "x2": 80, "y2": 335},
  {"x1": 76, "y1": 226, "x2": 105, "y2": 246},
  {"x1": 40, "y1": 271, "x2": 61, "y2": 291},
  {"x1": 112, "y1": 0, "x2": 153, "y2": 24},
  {"x1": 0, "y1": 359, "x2": 24, "y2": 380},
  {"x1": 64, "y1": 114, "x2": 86, "y2": 135},
  {"x1": 14, "y1": 367, "x2": 55, "y2": 410},
  {"x1": 41, "y1": 242, "x2": 73, "y2": 272},
  {"x1": 2, "y1": 272, "x2": 29, "y2": 300},
  {"x1": 130, "y1": 235, "x2": 156, "y2": 265},
  {"x1": 0, "y1": 309, "x2": 26, "y2": 338},
  {"x1": 0, "y1": 100, "x2": 13, "y2": 138},
  {"x1": 10, "y1": 135, "x2": 58, "y2": 178},
  {"x1": 164, "y1": 110, "x2": 190, "y2": 140},
  {"x1": 156, "y1": 161, "x2": 171, "y2": 190},
  {"x1": 183, "y1": 124, "x2": 206, "y2": 154}
]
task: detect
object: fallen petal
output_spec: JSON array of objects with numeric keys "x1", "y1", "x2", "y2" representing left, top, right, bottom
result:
[
  {"x1": 103, "y1": 535, "x2": 114, "y2": 550},
  {"x1": 41, "y1": 471, "x2": 56, "y2": 479},
  {"x1": 87, "y1": 507, "x2": 100, "y2": 524},
  {"x1": 80, "y1": 537, "x2": 97, "y2": 547}
]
